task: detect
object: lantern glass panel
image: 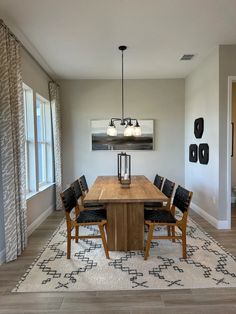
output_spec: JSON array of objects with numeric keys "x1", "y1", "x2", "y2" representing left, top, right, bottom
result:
[{"x1": 117, "y1": 152, "x2": 131, "y2": 187}]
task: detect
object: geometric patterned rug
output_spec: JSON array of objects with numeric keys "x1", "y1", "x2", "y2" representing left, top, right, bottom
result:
[{"x1": 13, "y1": 217, "x2": 236, "y2": 292}]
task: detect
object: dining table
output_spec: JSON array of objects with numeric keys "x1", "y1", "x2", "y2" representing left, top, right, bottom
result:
[{"x1": 83, "y1": 175, "x2": 168, "y2": 251}]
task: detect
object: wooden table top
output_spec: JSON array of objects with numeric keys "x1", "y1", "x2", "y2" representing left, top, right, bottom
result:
[{"x1": 84, "y1": 175, "x2": 168, "y2": 203}]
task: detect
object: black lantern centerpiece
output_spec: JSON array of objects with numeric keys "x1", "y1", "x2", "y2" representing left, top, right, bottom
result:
[{"x1": 117, "y1": 152, "x2": 131, "y2": 188}]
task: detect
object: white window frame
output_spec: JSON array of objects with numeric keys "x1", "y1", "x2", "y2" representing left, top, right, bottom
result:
[
  {"x1": 23, "y1": 83, "x2": 35, "y2": 194},
  {"x1": 36, "y1": 94, "x2": 53, "y2": 188},
  {"x1": 23, "y1": 86, "x2": 29, "y2": 193},
  {"x1": 23, "y1": 83, "x2": 54, "y2": 198}
]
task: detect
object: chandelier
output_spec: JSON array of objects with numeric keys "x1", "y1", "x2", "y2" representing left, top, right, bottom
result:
[{"x1": 107, "y1": 46, "x2": 141, "y2": 137}]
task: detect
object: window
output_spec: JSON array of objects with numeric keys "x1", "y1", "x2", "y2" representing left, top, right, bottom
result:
[
  {"x1": 23, "y1": 84, "x2": 35, "y2": 193},
  {"x1": 36, "y1": 94, "x2": 53, "y2": 187},
  {"x1": 23, "y1": 84, "x2": 53, "y2": 196}
]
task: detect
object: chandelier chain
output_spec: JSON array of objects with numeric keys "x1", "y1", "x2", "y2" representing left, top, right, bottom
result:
[{"x1": 122, "y1": 49, "x2": 124, "y2": 121}]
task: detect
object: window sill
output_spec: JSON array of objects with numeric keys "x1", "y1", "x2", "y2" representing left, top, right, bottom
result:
[{"x1": 26, "y1": 182, "x2": 55, "y2": 201}]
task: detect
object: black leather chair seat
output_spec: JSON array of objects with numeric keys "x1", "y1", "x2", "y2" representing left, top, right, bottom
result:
[
  {"x1": 144, "y1": 209, "x2": 176, "y2": 223},
  {"x1": 77, "y1": 209, "x2": 106, "y2": 223},
  {"x1": 84, "y1": 202, "x2": 105, "y2": 208},
  {"x1": 144, "y1": 201, "x2": 163, "y2": 208}
]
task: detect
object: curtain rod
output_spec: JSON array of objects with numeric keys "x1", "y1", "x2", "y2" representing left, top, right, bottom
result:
[{"x1": 0, "y1": 19, "x2": 59, "y2": 86}]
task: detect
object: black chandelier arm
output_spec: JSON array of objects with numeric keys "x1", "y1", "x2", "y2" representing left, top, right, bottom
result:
[
  {"x1": 123, "y1": 118, "x2": 139, "y2": 122},
  {"x1": 110, "y1": 117, "x2": 126, "y2": 126},
  {"x1": 124, "y1": 118, "x2": 141, "y2": 126},
  {"x1": 110, "y1": 118, "x2": 122, "y2": 123},
  {"x1": 110, "y1": 117, "x2": 140, "y2": 126},
  {"x1": 134, "y1": 119, "x2": 140, "y2": 127}
]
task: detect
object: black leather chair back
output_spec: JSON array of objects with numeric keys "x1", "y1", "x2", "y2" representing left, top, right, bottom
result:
[
  {"x1": 173, "y1": 186, "x2": 192, "y2": 213},
  {"x1": 162, "y1": 179, "x2": 175, "y2": 198},
  {"x1": 71, "y1": 180, "x2": 83, "y2": 200},
  {"x1": 79, "y1": 175, "x2": 89, "y2": 193},
  {"x1": 61, "y1": 187, "x2": 77, "y2": 213},
  {"x1": 154, "y1": 174, "x2": 164, "y2": 190}
]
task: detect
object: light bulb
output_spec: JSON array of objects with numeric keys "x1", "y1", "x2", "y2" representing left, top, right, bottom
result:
[
  {"x1": 124, "y1": 125, "x2": 134, "y2": 136},
  {"x1": 133, "y1": 126, "x2": 142, "y2": 137},
  {"x1": 107, "y1": 125, "x2": 117, "y2": 136}
]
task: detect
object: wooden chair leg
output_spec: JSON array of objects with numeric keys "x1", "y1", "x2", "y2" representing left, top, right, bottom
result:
[
  {"x1": 167, "y1": 226, "x2": 171, "y2": 237},
  {"x1": 99, "y1": 224, "x2": 110, "y2": 259},
  {"x1": 67, "y1": 229, "x2": 71, "y2": 259},
  {"x1": 182, "y1": 229, "x2": 187, "y2": 259},
  {"x1": 171, "y1": 226, "x2": 175, "y2": 242},
  {"x1": 75, "y1": 225, "x2": 79, "y2": 243},
  {"x1": 144, "y1": 224, "x2": 155, "y2": 260}
]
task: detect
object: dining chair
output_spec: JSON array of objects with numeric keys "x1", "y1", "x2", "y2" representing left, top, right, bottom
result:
[
  {"x1": 70, "y1": 179, "x2": 84, "y2": 207},
  {"x1": 60, "y1": 187, "x2": 109, "y2": 259},
  {"x1": 144, "y1": 174, "x2": 164, "y2": 209},
  {"x1": 154, "y1": 174, "x2": 164, "y2": 189},
  {"x1": 144, "y1": 185, "x2": 193, "y2": 260},
  {"x1": 77, "y1": 175, "x2": 105, "y2": 209},
  {"x1": 145, "y1": 178, "x2": 174, "y2": 209},
  {"x1": 79, "y1": 175, "x2": 89, "y2": 194}
]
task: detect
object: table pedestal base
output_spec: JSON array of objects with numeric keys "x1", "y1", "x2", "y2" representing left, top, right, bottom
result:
[{"x1": 106, "y1": 203, "x2": 144, "y2": 251}]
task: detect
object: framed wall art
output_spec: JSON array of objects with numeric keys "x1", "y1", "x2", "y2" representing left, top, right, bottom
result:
[{"x1": 91, "y1": 119, "x2": 154, "y2": 151}]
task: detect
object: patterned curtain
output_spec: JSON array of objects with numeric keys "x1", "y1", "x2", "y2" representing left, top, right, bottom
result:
[
  {"x1": 0, "y1": 21, "x2": 27, "y2": 262},
  {"x1": 49, "y1": 82, "x2": 62, "y2": 210}
]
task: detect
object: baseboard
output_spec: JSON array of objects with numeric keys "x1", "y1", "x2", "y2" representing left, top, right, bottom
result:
[
  {"x1": 0, "y1": 249, "x2": 6, "y2": 265},
  {"x1": 191, "y1": 202, "x2": 230, "y2": 230},
  {"x1": 28, "y1": 205, "x2": 55, "y2": 236}
]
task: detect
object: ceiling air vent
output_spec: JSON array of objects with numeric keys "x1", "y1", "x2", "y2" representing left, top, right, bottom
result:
[{"x1": 180, "y1": 54, "x2": 195, "y2": 61}]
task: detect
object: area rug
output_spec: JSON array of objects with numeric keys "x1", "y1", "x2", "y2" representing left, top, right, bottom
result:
[{"x1": 13, "y1": 217, "x2": 236, "y2": 292}]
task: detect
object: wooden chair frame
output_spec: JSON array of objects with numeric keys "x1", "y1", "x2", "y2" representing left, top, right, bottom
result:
[
  {"x1": 61, "y1": 191, "x2": 109, "y2": 260},
  {"x1": 144, "y1": 190, "x2": 193, "y2": 260}
]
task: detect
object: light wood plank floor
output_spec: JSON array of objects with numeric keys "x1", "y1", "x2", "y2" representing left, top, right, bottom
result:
[{"x1": 0, "y1": 208, "x2": 236, "y2": 314}]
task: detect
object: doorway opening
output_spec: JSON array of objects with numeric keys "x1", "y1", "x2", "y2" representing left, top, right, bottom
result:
[{"x1": 227, "y1": 77, "x2": 236, "y2": 229}]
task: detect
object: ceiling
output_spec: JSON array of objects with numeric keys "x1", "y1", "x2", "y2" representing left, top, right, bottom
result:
[{"x1": 1, "y1": 0, "x2": 236, "y2": 79}]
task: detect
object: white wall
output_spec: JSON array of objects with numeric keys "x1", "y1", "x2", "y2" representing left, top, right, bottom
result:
[
  {"x1": 185, "y1": 48, "x2": 220, "y2": 221},
  {"x1": 21, "y1": 49, "x2": 49, "y2": 99},
  {"x1": 219, "y1": 45, "x2": 236, "y2": 220},
  {"x1": 60, "y1": 79, "x2": 185, "y2": 189},
  {"x1": 21, "y1": 48, "x2": 55, "y2": 231}
]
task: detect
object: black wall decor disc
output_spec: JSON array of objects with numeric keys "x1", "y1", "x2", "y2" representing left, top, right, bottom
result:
[
  {"x1": 189, "y1": 144, "x2": 198, "y2": 162},
  {"x1": 199, "y1": 143, "x2": 209, "y2": 164},
  {"x1": 194, "y1": 117, "x2": 204, "y2": 138}
]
